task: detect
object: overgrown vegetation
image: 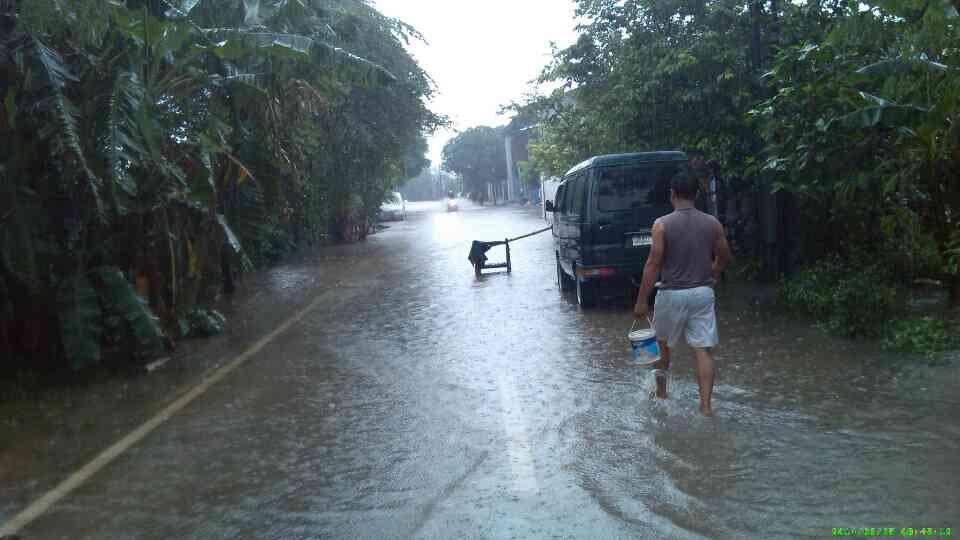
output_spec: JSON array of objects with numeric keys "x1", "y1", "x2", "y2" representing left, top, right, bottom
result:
[
  {"x1": 780, "y1": 258, "x2": 958, "y2": 360},
  {"x1": 0, "y1": 0, "x2": 440, "y2": 372},
  {"x1": 756, "y1": 1, "x2": 960, "y2": 304},
  {"x1": 779, "y1": 258, "x2": 900, "y2": 338},
  {"x1": 883, "y1": 317, "x2": 958, "y2": 362},
  {"x1": 726, "y1": 256, "x2": 764, "y2": 282},
  {"x1": 508, "y1": 0, "x2": 959, "y2": 352},
  {"x1": 182, "y1": 307, "x2": 227, "y2": 338}
]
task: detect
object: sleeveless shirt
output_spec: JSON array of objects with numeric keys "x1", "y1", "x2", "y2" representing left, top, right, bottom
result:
[{"x1": 658, "y1": 208, "x2": 718, "y2": 290}]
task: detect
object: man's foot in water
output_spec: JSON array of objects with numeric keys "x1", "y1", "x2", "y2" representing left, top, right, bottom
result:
[{"x1": 654, "y1": 369, "x2": 668, "y2": 399}]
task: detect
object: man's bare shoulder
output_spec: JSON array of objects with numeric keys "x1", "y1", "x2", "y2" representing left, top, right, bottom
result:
[{"x1": 699, "y1": 210, "x2": 722, "y2": 229}]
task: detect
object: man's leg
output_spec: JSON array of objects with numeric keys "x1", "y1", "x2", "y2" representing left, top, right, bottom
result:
[
  {"x1": 653, "y1": 341, "x2": 670, "y2": 399},
  {"x1": 650, "y1": 288, "x2": 675, "y2": 400},
  {"x1": 692, "y1": 348, "x2": 715, "y2": 416}
]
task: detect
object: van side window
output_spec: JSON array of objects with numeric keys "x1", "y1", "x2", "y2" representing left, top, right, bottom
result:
[
  {"x1": 562, "y1": 173, "x2": 587, "y2": 216},
  {"x1": 560, "y1": 179, "x2": 570, "y2": 214},
  {"x1": 570, "y1": 173, "x2": 587, "y2": 216},
  {"x1": 562, "y1": 179, "x2": 576, "y2": 214},
  {"x1": 555, "y1": 185, "x2": 567, "y2": 213}
]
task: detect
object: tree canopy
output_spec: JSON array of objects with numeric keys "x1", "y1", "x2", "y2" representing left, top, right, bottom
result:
[
  {"x1": 441, "y1": 126, "x2": 507, "y2": 200},
  {"x1": 514, "y1": 0, "x2": 960, "y2": 304}
]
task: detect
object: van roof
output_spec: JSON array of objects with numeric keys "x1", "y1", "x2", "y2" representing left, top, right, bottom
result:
[{"x1": 564, "y1": 151, "x2": 688, "y2": 177}]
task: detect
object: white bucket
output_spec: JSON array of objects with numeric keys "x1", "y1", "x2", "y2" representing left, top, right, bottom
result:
[{"x1": 629, "y1": 317, "x2": 661, "y2": 367}]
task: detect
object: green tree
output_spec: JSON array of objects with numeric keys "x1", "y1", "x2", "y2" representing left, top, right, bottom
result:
[
  {"x1": 516, "y1": 0, "x2": 960, "y2": 305},
  {"x1": 441, "y1": 126, "x2": 507, "y2": 202},
  {"x1": 516, "y1": 161, "x2": 540, "y2": 189},
  {"x1": 400, "y1": 167, "x2": 458, "y2": 201},
  {"x1": 521, "y1": 0, "x2": 771, "y2": 171}
]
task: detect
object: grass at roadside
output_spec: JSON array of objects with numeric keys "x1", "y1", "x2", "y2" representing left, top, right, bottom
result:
[{"x1": 778, "y1": 258, "x2": 958, "y2": 364}]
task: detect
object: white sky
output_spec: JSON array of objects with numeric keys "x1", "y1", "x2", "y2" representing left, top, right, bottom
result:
[{"x1": 372, "y1": 0, "x2": 580, "y2": 167}]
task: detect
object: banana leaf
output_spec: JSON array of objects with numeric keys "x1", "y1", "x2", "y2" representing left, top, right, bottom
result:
[
  {"x1": 206, "y1": 29, "x2": 396, "y2": 83},
  {"x1": 243, "y1": 0, "x2": 260, "y2": 26},
  {"x1": 57, "y1": 273, "x2": 103, "y2": 370},
  {"x1": 3, "y1": 86, "x2": 16, "y2": 130},
  {"x1": 857, "y1": 57, "x2": 950, "y2": 78},
  {"x1": 177, "y1": 0, "x2": 203, "y2": 14},
  {"x1": 217, "y1": 213, "x2": 253, "y2": 271},
  {"x1": 15, "y1": 36, "x2": 105, "y2": 222},
  {"x1": 93, "y1": 267, "x2": 164, "y2": 355},
  {"x1": 827, "y1": 91, "x2": 932, "y2": 130},
  {"x1": 1, "y1": 186, "x2": 41, "y2": 294},
  {"x1": 107, "y1": 70, "x2": 146, "y2": 201}
]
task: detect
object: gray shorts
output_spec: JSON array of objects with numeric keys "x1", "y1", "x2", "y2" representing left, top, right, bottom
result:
[{"x1": 653, "y1": 286, "x2": 718, "y2": 349}]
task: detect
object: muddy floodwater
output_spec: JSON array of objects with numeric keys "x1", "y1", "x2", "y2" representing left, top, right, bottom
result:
[{"x1": 4, "y1": 201, "x2": 959, "y2": 539}]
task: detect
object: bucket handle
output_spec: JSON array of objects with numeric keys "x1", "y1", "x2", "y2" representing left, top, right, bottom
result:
[{"x1": 630, "y1": 315, "x2": 655, "y2": 334}]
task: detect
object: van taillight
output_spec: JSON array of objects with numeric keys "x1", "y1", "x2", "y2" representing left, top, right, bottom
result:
[{"x1": 577, "y1": 267, "x2": 616, "y2": 277}]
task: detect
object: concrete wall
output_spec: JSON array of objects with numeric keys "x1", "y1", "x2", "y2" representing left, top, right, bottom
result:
[
  {"x1": 504, "y1": 130, "x2": 532, "y2": 202},
  {"x1": 505, "y1": 135, "x2": 517, "y2": 201}
]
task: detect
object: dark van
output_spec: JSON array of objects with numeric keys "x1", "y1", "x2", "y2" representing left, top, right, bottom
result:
[{"x1": 545, "y1": 151, "x2": 688, "y2": 307}]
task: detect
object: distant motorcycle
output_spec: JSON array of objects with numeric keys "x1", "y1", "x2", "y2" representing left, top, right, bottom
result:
[{"x1": 445, "y1": 191, "x2": 458, "y2": 212}]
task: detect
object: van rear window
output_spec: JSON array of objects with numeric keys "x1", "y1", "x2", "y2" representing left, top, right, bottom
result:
[{"x1": 596, "y1": 164, "x2": 678, "y2": 212}]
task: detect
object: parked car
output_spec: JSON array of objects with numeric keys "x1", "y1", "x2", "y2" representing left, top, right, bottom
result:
[
  {"x1": 380, "y1": 191, "x2": 406, "y2": 221},
  {"x1": 545, "y1": 151, "x2": 688, "y2": 307}
]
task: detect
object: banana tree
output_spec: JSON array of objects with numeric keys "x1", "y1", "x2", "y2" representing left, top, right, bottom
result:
[{"x1": 1, "y1": 0, "x2": 437, "y2": 370}]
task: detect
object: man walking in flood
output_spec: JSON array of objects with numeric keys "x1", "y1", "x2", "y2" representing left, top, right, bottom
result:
[{"x1": 633, "y1": 170, "x2": 732, "y2": 416}]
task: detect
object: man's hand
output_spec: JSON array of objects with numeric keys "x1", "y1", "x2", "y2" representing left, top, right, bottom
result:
[{"x1": 634, "y1": 221, "x2": 664, "y2": 321}]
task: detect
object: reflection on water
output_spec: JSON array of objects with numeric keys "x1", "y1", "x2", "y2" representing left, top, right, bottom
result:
[
  {"x1": 431, "y1": 208, "x2": 466, "y2": 246},
  {"x1": 12, "y1": 200, "x2": 959, "y2": 539},
  {"x1": 386, "y1": 202, "x2": 960, "y2": 537}
]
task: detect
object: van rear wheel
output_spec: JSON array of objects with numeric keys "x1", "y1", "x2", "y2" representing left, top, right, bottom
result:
[
  {"x1": 557, "y1": 258, "x2": 574, "y2": 292},
  {"x1": 576, "y1": 276, "x2": 597, "y2": 308}
]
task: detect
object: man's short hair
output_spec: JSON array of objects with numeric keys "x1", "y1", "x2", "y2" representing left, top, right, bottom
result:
[{"x1": 671, "y1": 170, "x2": 699, "y2": 200}]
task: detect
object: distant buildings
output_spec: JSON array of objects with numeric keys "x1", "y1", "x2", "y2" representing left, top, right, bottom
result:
[{"x1": 503, "y1": 116, "x2": 541, "y2": 203}]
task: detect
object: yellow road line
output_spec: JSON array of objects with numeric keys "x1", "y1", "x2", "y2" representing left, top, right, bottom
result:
[{"x1": 0, "y1": 292, "x2": 328, "y2": 536}]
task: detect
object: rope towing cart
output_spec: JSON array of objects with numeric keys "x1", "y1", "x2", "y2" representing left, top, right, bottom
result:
[{"x1": 468, "y1": 226, "x2": 553, "y2": 278}]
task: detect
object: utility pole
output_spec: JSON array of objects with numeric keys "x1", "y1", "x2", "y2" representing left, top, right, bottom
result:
[{"x1": 505, "y1": 133, "x2": 516, "y2": 201}]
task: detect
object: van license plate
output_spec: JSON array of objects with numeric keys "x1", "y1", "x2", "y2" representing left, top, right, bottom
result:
[{"x1": 631, "y1": 234, "x2": 652, "y2": 247}]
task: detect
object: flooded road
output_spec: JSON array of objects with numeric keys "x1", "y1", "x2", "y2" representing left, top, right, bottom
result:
[{"x1": 8, "y1": 201, "x2": 960, "y2": 538}]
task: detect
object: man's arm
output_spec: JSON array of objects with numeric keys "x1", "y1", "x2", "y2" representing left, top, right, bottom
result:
[
  {"x1": 634, "y1": 220, "x2": 665, "y2": 317},
  {"x1": 712, "y1": 221, "x2": 732, "y2": 282}
]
